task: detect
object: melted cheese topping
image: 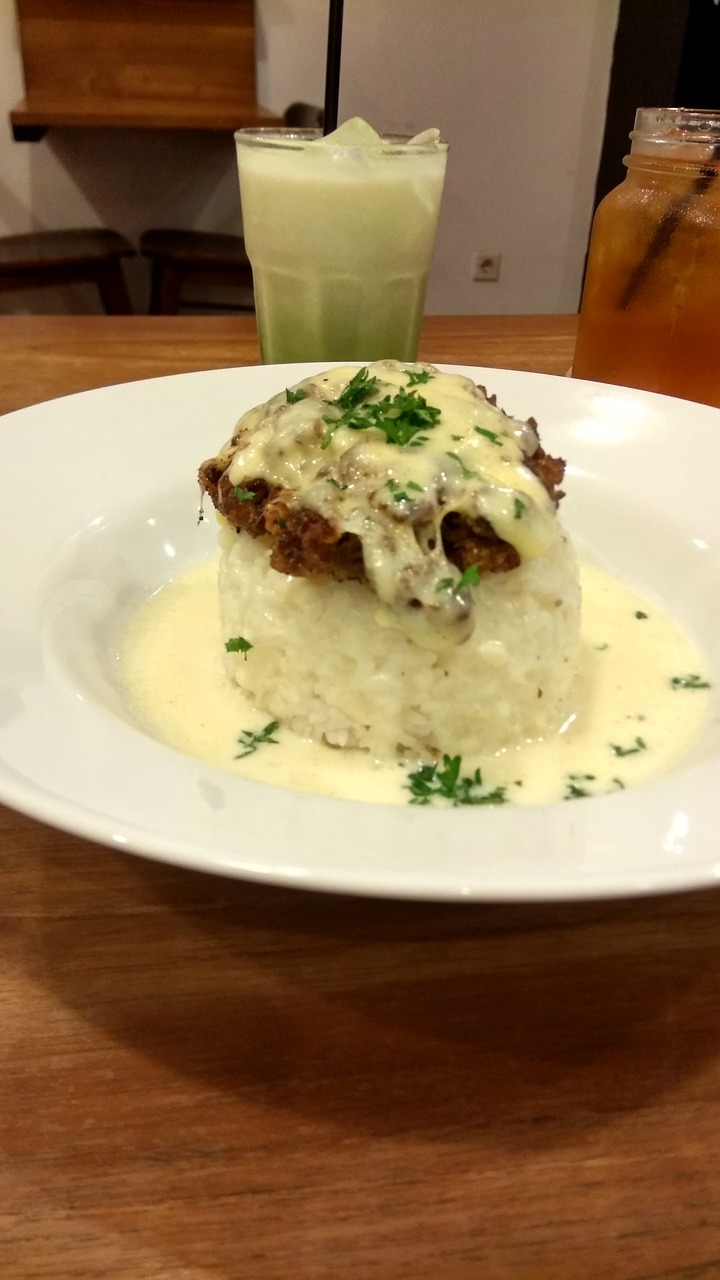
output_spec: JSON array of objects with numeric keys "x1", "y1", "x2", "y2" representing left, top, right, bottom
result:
[
  {"x1": 119, "y1": 560, "x2": 710, "y2": 807},
  {"x1": 215, "y1": 361, "x2": 556, "y2": 649}
]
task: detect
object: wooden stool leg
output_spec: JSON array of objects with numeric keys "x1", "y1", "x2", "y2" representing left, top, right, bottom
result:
[
  {"x1": 148, "y1": 259, "x2": 165, "y2": 314},
  {"x1": 95, "y1": 258, "x2": 133, "y2": 314},
  {"x1": 149, "y1": 261, "x2": 184, "y2": 315}
]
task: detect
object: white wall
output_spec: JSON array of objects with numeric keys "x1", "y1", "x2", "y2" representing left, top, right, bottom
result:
[
  {"x1": 0, "y1": 0, "x2": 619, "y2": 315},
  {"x1": 256, "y1": 0, "x2": 620, "y2": 315}
]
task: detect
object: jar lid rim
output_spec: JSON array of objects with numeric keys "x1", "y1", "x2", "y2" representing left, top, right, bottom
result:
[{"x1": 632, "y1": 107, "x2": 720, "y2": 144}]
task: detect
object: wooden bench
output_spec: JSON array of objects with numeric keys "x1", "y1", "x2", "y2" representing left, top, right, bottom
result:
[{"x1": 0, "y1": 229, "x2": 135, "y2": 313}]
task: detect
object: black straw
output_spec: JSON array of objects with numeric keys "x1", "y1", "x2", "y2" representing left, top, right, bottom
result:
[
  {"x1": 323, "y1": 0, "x2": 345, "y2": 134},
  {"x1": 620, "y1": 144, "x2": 720, "y2": 310}
]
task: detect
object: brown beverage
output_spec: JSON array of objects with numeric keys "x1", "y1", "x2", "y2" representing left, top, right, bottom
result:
[{"x1": 573, "y1": 108, "x2": 720, "y2": 408}]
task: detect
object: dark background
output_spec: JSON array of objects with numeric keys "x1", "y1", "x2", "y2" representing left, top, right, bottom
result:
[{"x1": 594, "y1": 0, "x2": 720, "y2": 206}]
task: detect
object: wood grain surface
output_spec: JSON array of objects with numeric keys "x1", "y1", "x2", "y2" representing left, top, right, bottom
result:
[
  {"x1": 2, "y1": 315, "x2": 719, "y2": 1280},
  {"x1": 0, "y1": 314, "x2": 577, "y2": 415}
]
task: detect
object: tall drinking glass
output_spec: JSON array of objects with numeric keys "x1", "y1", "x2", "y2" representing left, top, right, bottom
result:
[{"x1": 235, "y1": 122, "x2": 448, "y2": 364}]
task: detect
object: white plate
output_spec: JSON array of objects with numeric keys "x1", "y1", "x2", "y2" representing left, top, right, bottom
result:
[{"x1": 2, "y1": 362, "x2": 720, "y2": 902}]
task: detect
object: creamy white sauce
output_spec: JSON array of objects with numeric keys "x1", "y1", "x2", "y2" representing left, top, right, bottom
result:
[
  {"x1": 119, "y1": 559, "x2": 710, "y2": 806},
  {"x1": 208, "y1": 361, "x2": 556, "y2": 650}
]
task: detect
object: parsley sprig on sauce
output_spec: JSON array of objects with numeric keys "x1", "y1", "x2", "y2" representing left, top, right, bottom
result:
[
  {"x1": 335, "y1": 366, "x2": 379, "y2": 410},
  {"x1": 387, "y1": 478, "x2": 424, "y2": 504},
  {"x1": 407, "y1": 369, "x2": 433, "y2": 386},
  {"x1": 564, "y1": 772, "x2": 596, "y2": 799},
  {"x1": 670, "y1": 674, "x2": 711, "y2": 690},
  {"x1": 610, "y1": 736, "x2": 647, "y2": 758},
  {"x1": 321, "y1": 368, "x2": 441, "y2": 450},
  {"x1": 475, "y1": 426, "x2": 503, "y2": 446},
  {"x1": 236, "y1": 720, "x2": 280, "y2": 759},
  {"x1": 436, "y1": 564, "x2": 481, "y2": 593},
  {"x1": 225, "y1": 635, "x2": 253, "y2": 657},
  {"x1": 564, "y1": 773, "x2": 628, "y2": 799},
  {"x1": 318, "y1": 367, "x2": 380, "y2": 446},
  {"x1": 446, "y1": 451, "x2": 476, "y2": 480},
  {"x1": 407, "y1": 754, "x2": 508, "y2": 806}
]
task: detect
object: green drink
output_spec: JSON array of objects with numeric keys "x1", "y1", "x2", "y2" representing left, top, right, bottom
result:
[{"x1": 234, "y1": 119, "x2": 448, "y2": 363}]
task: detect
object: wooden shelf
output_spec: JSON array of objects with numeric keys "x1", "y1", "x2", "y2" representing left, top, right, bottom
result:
[
  {"x1": 10, "y1": 0, "x2": 281, "y2": 141},
  {"x1": 10, "y1": 95, "x2": 283, "y2": 141}
]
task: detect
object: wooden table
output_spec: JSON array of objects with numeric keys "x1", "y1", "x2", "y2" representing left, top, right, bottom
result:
[
  {"x1": 0, "y1": 314, "x2": 576, "y2": 414},
  {"x1": 2, "y1": 314, "x2": 719, "y2": 1280}
]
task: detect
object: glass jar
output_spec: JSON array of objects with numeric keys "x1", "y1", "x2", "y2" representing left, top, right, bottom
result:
[{"x1": 573, "y1": 107, "x2": 720, "y2": 407}]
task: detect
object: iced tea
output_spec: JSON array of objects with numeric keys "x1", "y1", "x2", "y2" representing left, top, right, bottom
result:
[{"x1": 573, "y1": 109, "x2": 720, "y2": 408}]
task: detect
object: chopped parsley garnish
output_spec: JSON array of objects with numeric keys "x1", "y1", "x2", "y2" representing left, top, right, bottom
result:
[
  {"x1": 335, "y1": 366, "x2": 379, "y2": 411},
  {"x1": 225, "y1": 635, "x2": 253, "y2": 657},
  {"x1": 595, "y1": 643, "x2": 610, "y2": 652},
  {"x1": 435, "y1": 563, "x2": 481, "y2": 593},
  {"x1": 322, "y1": 385, "x2": 441, "y2": 450},
  {"x1": 635, "y1": 610, "x2": 648, "y2": 619},
  {"x1": 366, "y1": 390, "x2": 441, "y2": 445},
  {"x1": 475, "y1": 426, "x2": 503, "y2": 446},
  {"x1": 513, "y1": 497, "x2": 526, "y2": 519},
  {"x1": 327, "y1": 477, "x2": 344, "y2": 489},
  {"x1": 320, "y1": 421, "x2": 339, "y2": 449},
  {"x1": 610, "y1": 736, "x2": 647, "y2": 757},
  {"x1": 670, "y1": 674, "x2": 711, "y2": 690},
  {"x1": 564, "y1": 772, "x2": 596, "y2": 800},
  {"x1": 320, "y1": 367, "x2": 380, "y2": 448},
  {"x1": 446, "y1": 450, "x2": 476, "y2": 480},
  {"x1": 285, "y1": 387, "x2": 307, "y2": 404},
  {"x1": 387, "y1": 478, "x2": 423, "y2": 503},
  {"x1": 457, "y1": 564, "x2": 481, "y2": 589},
  {"x1": 612, "y1": 777, "x2": 626, "y2": 790},
  {"x1": 565, "y1": 782, "x2": 590, "y2": 800},
  {"x1": 407, "y1": 369, "x2": 433, "y2": 385},
  {"x1": 407, "y1": 754, "x2": 508, "y2": 806},
  {"x1": 233, "y1": 486, "x2": 256, "y2": 502},
  {"x1": 236, "y1": 720, "x2": 280, "y2": 759}
]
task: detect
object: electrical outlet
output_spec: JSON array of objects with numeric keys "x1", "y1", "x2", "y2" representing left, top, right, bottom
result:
[{"x1": 471, "y1": 252, "x2": 501, "y2": 282}]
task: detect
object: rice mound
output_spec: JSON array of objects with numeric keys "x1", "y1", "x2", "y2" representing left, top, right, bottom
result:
[{"x1": 218, "y1": 518, "x2": 581, "y2": 760}]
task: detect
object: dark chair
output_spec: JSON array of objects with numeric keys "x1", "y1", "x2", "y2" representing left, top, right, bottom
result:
[
  {"x1": 0, "y1": 228, "x2": 135, "y2": 313},
  {"x1": 139, "y1": 102, "x2": 323, "y2": 316},
  {"x1": 140, "y1": 228, "x2": 255, "y2": 315}
]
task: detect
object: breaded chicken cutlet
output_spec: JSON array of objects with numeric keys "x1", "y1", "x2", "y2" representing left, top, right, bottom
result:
[{"x1": 199, "y1": 372, "x2": 565, "y2": 589}]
